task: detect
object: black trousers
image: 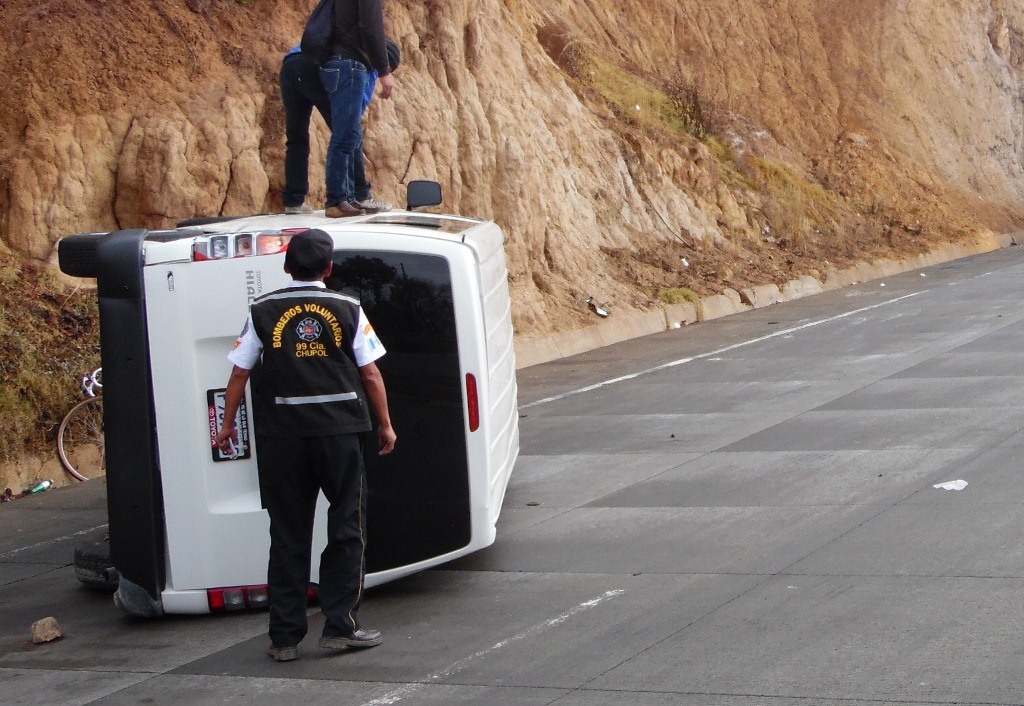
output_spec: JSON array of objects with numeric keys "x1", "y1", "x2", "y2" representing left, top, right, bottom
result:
[
  {"x1": 280, "y1": 54, "x2": 332, "y2": 208},
  {"x1": 258, "y1": 433, "x2": 367, "y2": 647}
]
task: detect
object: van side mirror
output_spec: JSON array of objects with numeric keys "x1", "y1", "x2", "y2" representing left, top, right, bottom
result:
[{"x1": 406, "y1": 180, "x2": 443, "y2": 211}]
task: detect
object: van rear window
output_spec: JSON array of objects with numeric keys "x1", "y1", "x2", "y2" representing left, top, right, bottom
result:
[{"x1": 327, "y1": 251, "x2": 472, "y2": 570}]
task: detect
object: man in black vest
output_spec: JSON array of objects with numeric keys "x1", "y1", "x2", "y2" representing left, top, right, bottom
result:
[{"x1": 215, "y1": 229, "x2": 396, "y2": 662}]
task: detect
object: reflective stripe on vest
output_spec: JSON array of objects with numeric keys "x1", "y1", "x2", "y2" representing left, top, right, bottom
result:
[{"x1": 274, "y1": 392, "x2": 358, "y2": 405}]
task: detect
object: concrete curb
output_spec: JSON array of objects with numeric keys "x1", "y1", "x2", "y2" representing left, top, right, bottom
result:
[{"x1": 514, "y1": 231, "x2": 1019, "y2": 370}]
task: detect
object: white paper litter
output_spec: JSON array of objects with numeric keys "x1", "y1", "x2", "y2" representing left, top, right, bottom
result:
[{"x1": 933, "y1": 479, "x2": 968, "y2": 491}]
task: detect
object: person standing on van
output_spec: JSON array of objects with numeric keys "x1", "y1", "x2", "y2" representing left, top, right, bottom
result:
[
  {"x1": 281, "y1": 40, "x2": 400, "y2": 215},
  {"x1": 214, "y1": 229, "x2": 397, "y2": 662},
  {"x1": 347, "y1": 37, "x2": 401, "y2": 214},
  {"x1": 321, "y1": 0, "x2": 394, "y2": 218},
  {"x1": 280, "y1": 46, "x2": 331, "y2": 215}
]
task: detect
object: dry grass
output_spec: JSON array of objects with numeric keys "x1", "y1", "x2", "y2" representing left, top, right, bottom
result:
[
  {"x1": 536, "y1": 23, "x2": 714, "y2": 143},
  {"x1": 656, "y1": 286, "x2": 701, "y2": 305},
  {"x1": 0, "y1": 252, "x2": 99, "y2": 464},
  {"x1": 539, "y1": 29, "x2": 863, "y2": 260},
  {"x1": 580, "y1": 52, "x2": 712, "y2": 141},
  {"x1": 743, "y1": 156, "x2": 851, "y2": 255}
]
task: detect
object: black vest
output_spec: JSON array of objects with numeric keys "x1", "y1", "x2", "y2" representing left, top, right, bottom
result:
[{"x1": 249, "y1": 286, "x2": 372, "y2": 437}]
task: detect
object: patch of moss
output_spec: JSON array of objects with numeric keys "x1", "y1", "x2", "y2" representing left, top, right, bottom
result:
[{"x1": 657, "y1": 286, "x2": 700, "y2": 305}]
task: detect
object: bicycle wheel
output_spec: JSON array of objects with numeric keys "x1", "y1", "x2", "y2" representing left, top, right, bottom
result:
[{"x1": 57, "y1": 396, "x2": 105, "y2": 481}]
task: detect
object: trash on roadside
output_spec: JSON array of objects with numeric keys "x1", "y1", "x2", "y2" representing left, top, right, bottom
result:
[
  {"x1": 25, "y1": 480, "x2": 53, "y2": 495},
  {"x1": 585, "y1": 297, "x2": 610, "y2": 317},
  {"x1": 0, "y1": 488, "x2": 14, "y2": 502},
  {"x1": 31, "y1": 617, "x2": 63, "y2": 644},
  {"x1": 933, "y1": 479, "x2": 968, "y2": 491}
]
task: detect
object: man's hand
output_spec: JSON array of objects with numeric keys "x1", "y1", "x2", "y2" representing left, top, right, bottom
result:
[
  {"x1": 215, "y1": 366, "x2": 250, "y2": 455},
  {"x1": 214, "y1": 421, "x2": 237, "y2": 452},
  {"x1": 378, "y1": 73, "x2": 394, "y2": 100},
  {"x1": 359, "y1": 361, "x2": 396, "y2": 456},
  {"x1": 378, "y1": 423, "x2": 396, "y2": 455}
]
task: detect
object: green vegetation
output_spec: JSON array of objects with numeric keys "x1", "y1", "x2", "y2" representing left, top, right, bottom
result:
[
  {"x1": 0, "y1": 252, "x2": 99, "y2": 464},
  {"x1": 655, "y1": 286, "x2": 700, "y2": 305},
  {"x1": 581, "y1": 53, "x2": 711, "y2": 141},
  {"x1": 745, "y1": 156, "x2": 846, "y2": 251},
  {"x1": 567, "y1": 41, "x2": 848, "y2": 252}
]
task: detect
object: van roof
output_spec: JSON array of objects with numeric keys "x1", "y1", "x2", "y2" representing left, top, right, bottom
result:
[
  {"x1": 139, "y1": 210, "x2": 504, "y2": 265},
  {"x1": 181, "y1": 211, "x2": 485, "y2": 238}
]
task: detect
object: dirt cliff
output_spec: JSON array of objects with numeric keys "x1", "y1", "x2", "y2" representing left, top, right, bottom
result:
[{"x1": 1, "y1": 0, "x2": 1023, "y2": 487}]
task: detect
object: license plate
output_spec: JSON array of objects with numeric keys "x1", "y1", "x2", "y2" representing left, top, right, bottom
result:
[{"x1": 207, "y1": 389, "x2": 251, "y2": 462}]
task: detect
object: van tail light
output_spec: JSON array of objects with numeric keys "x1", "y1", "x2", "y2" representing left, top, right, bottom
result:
[
  {"x1": 191, "y1": 232, "x2": 295, "y2": 261},
  {"x1": 466, "y1": 373, "x2": 480, "y2": 432},
  {"x1": 208, "y1": 589, "x2": 226, "y2": 611},
  {"x1": 247, "y1": 586, "x2": 270, "y2": 609},
  {"x1": 206, "y1": 585, "x2": 268, "y2": 612},
  {"x1": 207, "y1": 584, "x2": 318, "y2": 613}
]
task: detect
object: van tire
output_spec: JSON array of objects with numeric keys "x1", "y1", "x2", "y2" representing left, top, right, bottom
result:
[{"x1": 74, "y1": 539, "x2": 119, "y2": 591}]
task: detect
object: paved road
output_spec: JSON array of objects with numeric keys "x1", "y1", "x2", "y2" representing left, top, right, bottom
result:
[{"x1": 3, "y1": 246, "x2": 1024, "y2": 705}]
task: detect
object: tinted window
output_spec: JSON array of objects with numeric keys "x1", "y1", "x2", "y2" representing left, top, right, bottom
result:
[{"x1": 327, "y1": 252, "x2": 471, "y2": 572}]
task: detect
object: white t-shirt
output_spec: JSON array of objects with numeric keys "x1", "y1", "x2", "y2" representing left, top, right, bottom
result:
[{"x1": 228, "y1": 280, "x2": 385, "y2": 370}]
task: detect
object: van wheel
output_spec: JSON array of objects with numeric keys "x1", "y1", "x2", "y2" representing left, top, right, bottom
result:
[{"x1": 74, "y1": 538, "x2": 119, "y2": 591}]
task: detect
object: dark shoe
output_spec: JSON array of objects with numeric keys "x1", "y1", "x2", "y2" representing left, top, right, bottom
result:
[
  {"x1": 266, "y1": 644, "x2": 298, "y2": 662},
  {"x1": 319, "y1": 628, "x2": 383, "y2": 649},
  {"x1": 325, "y1": 202, "x2": 365, "y2": 218}
]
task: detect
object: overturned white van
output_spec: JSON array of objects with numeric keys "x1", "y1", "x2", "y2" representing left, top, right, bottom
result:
[{"x1": 58, "y1": 193, "x2": 519, "y2": 616}]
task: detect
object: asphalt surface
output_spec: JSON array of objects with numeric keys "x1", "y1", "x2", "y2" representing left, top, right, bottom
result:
[{"x1": 4, "y1": 245, "x2": 1024, "y2": 705}]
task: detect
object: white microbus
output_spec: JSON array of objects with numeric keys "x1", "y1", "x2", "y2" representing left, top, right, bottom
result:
[{"x1": 59, "y1": 194, "x2": 519, "y2": 616}]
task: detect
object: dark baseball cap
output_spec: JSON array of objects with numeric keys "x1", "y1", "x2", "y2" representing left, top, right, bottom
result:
[{"x1": 284, "y1": 229, "x2": 334, "y2": 279}]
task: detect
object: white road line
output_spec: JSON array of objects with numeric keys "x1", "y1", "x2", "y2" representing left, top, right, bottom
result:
[
  {"x1": 0, "y1": 523, "x2": 108, "y2": 559},
  {"x1": 520, "y1": 291, "x2": 925, "y2": 410},
  {"x1": 359, "y1": 589, "x2": 626, "y2": 706}
]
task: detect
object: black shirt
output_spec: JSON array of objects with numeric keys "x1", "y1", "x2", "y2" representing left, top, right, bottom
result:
[{"x1": 329, "y1": 0, "x2": 390, "y2": 75}]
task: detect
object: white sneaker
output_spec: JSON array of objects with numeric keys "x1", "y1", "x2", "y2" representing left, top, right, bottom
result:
[
  {"x1": 284, "y1": 203, "x2": 313, "y2": 215},
  {"x1": 354, "y1": 196, "x2": 393, "y2": 214}
]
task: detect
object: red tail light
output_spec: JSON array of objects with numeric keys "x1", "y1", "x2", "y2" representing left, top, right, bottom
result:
[
  {"x1": 208, "y1": 590, "x2": 226, "y2": 611},
  {"x1": 207, "y1": 584, "x2": 319, "y2": 613},
  {"x1": 207, "y1": 585, "x2": 276, "y2": 612},
  {"x1": 466, "y1": 373, "x2": 480, "y2": 432}
]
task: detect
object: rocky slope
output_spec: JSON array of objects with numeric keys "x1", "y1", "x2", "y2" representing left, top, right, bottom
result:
[
  {"x1": 1, "y1": 0, "x2": 1023, "y2": 485},
  {"x1": 4, "y1": 0, "x2": 1024, "y2": 326}
]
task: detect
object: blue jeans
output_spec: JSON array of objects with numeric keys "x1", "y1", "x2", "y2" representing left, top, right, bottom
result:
[
  {"x1": 353, "y1": 132, "x2": 370, "y2": 202},
  {"x1": 320, "y1": 57, "x2": 369, "y2": 206}
]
